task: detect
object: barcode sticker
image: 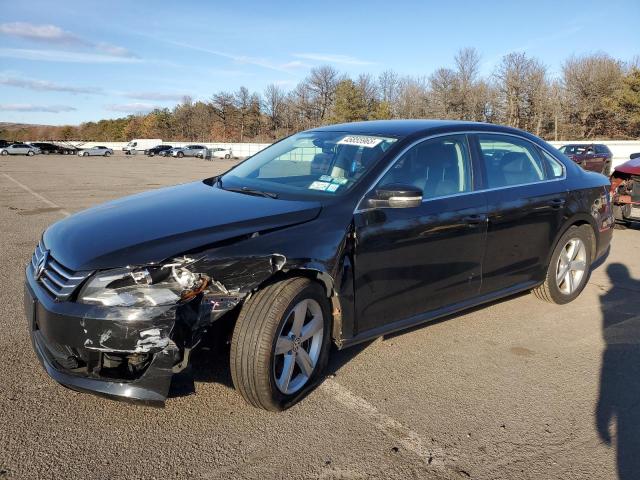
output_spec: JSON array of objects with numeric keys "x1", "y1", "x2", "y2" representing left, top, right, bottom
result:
[{"x1": 337, "y1": 135, "x2": 383, "y2": 148}]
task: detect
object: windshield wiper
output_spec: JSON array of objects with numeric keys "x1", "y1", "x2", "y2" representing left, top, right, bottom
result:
[{"x1": 215, "y1": 176, "x2": 279, "y2": 199}]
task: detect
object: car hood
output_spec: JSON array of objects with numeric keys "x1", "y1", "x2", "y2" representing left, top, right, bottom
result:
[
  {"x1": 615, "y1": 157, "x2": 640, "y2": 176},
  {"x1": 43, "y1": 180, "x2": 322, "y2": 271}
]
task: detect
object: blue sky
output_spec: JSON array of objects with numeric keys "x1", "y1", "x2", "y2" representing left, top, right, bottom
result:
[{"x1": 1, "y1": 0, "x2": 638, "y2": 125}]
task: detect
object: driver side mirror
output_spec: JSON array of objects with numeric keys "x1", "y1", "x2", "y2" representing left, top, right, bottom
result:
[{"x1": 366, "y1": 184, "x2": 423, "y2": 209}]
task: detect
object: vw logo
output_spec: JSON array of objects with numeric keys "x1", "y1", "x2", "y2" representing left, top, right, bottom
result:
[{"x1": 35, "y1": 250, "x2": 49, "y2": 280}]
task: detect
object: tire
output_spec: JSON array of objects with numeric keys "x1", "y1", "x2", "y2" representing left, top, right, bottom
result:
[
  {"x1": 83, "y1": 152, "x2": 89, "y2": 157},
  {"x1": 230, "y1": 277, "x2": 331, "y2": 411},
  {"x1": 1, "y1": 150, "x2": 8, "y2": 156},
  {"x1": 104, "y1": 151, "x2": 111, "y2": 157},
  {"x1": 27, "y1": 150, "x2": 34, "y2": 156},
  {"x1": 149, "y1": 152, "x2": 155, "y2": 157},
  {"x1": 225, "y1": 154, "x2": 231, "y2": 159},
  {"x1": 177, "y1": 152, "x2": 184, "y2": 158},
  {"x1": 532, "y1": 225, "x2": 593, "y2": 304}
]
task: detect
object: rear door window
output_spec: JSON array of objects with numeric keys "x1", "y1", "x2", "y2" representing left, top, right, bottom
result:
[{"x1": 478, "y1": 135, "x2": 547, "y2": 188}]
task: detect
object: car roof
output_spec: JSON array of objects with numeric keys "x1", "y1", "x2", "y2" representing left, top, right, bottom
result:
[{"x1": 309, "y1": 119, "x2": 529, "y2": 138}]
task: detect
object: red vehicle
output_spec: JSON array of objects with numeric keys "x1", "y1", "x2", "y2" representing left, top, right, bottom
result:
[
  {"x1": 559, "y1": 144, "x2": 612, "y2": 175},
  {"x1": 610, "y1": 154, "x2": 640, "y2": 225}
]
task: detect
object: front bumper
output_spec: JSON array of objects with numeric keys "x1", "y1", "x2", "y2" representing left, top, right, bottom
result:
[{"x1": 24, "y1": 267, "x2": 180, "y2": 404}]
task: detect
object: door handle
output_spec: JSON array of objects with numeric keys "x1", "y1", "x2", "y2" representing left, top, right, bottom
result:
[
  {"x1": 549, "y1": 198, "x2": 565, "y2": 209},
  {"x1": 462, "y1": 214, "x2": 486, "y2": 225}
]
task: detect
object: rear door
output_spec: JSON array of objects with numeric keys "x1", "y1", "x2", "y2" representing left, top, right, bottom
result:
[
  {"x1": 472, "y1": 133, "x2": 568, "y2": 294},
  {"x1": 354, "y1": 134, "x2": 488, "y2": 334}
]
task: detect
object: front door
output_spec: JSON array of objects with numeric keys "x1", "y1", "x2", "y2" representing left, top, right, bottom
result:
[{"x1": 354, "y1": 134, "x2": 488, "y2": 335}]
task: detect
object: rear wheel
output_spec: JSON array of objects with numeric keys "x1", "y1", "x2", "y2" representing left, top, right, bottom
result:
[
  {"x1": 225, "y1": 153, "x2": 231, "y2": 159},
  {"x1": 177, "y1": 152, "x2": 184, "y2": 158},
  {"x1": 0, "y1": 150, "x2": 7, "y2": 156},
  {"x1": 230, "y1": 277, "x2": 331, "y2": 411},
  {"x1": 104, "y1": 151, "x2": 111, "y2": 157},
  {"x1": 533, "y1": 225, "x2": 593, "y2": 304},
  {"x1": 83, "y1": 152, "x2": 89, "y2": 157}
]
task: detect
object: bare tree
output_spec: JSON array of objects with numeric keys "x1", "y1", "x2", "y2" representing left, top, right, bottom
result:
[
  {"x1": 307, "y1": 65, "x2": 340, "y2": 123},
  {"x1": 263, "y1": 84, "x2": 286, "y2": 134}
]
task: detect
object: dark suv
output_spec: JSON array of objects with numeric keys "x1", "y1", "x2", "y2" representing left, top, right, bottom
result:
[
  {"x1": 559, "y1": 144, "x2": 612, "y2": 175},
  {"x1": 144, "y1": 145, "x2": 173, "y2": 157}
]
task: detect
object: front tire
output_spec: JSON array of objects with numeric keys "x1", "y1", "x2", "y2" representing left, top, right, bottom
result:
[
  {"x1": 0, "y1": 150, "x2": 7, "y2": 156},
  {"x1": 177, "y1": 152, "x2": 184, "y2": 158},
  {"x1": 533, "y1": 225, "x2": 593, "y2": 304},
  {"x1": 27, "y1": 150, "x2": 34, "y2": 156},
  {"x1": 225, "y1": 154, "x2": 231, "y2": 159},
  {"x1": 104, "y1": 151, "x2": 111, "y2": 157},
  {"x1": 83, "y1": 152, "x2": 89, "y2": 157},
  {"x1": 230, "y1": 277, "x2": 331, "y2": 411}
]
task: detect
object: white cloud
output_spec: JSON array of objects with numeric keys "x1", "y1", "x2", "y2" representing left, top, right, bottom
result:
[
  {"x1": 0, "y1": 74, "x2": 102, "y2": 94},
  {"x1": 0, "y1": 47, "x2": 142, "y2": 64},
  {"x1": 122, "y1": 92, "x2": 187, "y2": 101},
  {"x1": 0, "y1": 22, "x2": 137, "y2": 58},
  {"x1": 105, "y1": 103, "x2": 159, "y2": 113},
  {"x1": 0, "y1": 103, "x2": 76, "y2": 112},
  {"x1": 293, "y1": 53, "x2": 375, "y2": 66}
]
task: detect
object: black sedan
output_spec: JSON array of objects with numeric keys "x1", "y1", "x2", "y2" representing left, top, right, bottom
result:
[{"x1": 24, "y1": 120, "x2": 613, "y2": 410}]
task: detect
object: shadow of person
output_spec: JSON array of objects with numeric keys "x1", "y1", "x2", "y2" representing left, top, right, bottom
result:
[{"x1": 596, "y1": 263, "x2": 640, "y2": 479}]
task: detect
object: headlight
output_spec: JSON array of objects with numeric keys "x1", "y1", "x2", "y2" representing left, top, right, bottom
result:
[{"x1": 78, "y1": 257, "x2": 208, "y2": 307}]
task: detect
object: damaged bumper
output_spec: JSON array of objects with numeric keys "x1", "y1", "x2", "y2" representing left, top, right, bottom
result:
[{"x1": 25, "y1": 267, "x2": 181, "y2": 404}]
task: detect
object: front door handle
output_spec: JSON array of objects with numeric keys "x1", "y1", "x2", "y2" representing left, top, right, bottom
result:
[{"x1": 462, "y1": 214, "x2": 486, "y2": 225}]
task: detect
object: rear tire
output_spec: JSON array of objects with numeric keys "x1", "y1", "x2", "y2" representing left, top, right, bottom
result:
[
  {"x1": 0, "y1": 150, "x2": 7, "y2": 156},
  {"x1": 104, "y1": 151, "x2": 111, "y2": 157},
  {"x1": 83, "y1": 152, "x2": 89, "y2": 157},
  {"x1": 533, "y1": 225, "x2": 593, "y2": 304},
  {"x1": 177, "y1": 152, "x2": 184, "y2": 158},
  {"x1": 230, "y1": 277, "x2": 331, "y2": 411},
  {"x1": 225, "y1": 154, "x2": 231, "y2": 159}
]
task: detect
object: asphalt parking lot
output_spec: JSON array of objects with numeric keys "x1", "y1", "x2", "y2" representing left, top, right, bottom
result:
[{"x1": 1, "y1": 154, "x2": 639, "y2": 480}]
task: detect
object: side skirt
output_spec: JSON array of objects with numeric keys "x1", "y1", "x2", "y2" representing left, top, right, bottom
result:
[{"x1": 335, "y1": 280, "x2": 539, "y2": 349}]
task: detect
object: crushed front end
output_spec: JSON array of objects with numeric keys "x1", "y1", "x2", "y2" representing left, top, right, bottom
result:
[
  {"x1": 24, "y1": 240, "x2": 283, "y2": 404},
  {"x1": 610, "y1": 171, "x2": 640, "y2": 223}
]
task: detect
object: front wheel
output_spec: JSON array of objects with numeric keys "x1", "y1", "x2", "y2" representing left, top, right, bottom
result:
[
  {"x1": 230, "y1": 277, "x2": 331, "y2": 411},
  {"x1": 27, "y1": 150, "x2": 34, "y2": 156},
  {"x1": 532, "y1": 225, "x2": 593, "y2": 304},
  {"x1": 177, "y1": 152, "x2": 184, "y2": 158},
  {"x1": 104, "y1": 151, "x2": 111, "y2": 157},
  {"x1": 0, "y1": 150, "x2": 7, "y2": 156},
  {"x1": 83, "y1": 152, "x2": 89, "y2": 157},
  {"x1": 224, "y1": 154, "x2": 231, "y2": 159}
]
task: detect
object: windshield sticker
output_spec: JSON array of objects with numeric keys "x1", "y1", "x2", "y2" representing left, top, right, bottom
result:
[
  {"x1": 309, "y1": 181, "x2": 331, "y2": 191},
  {"x1": 337, "y1": 135, "x2": 384, "y2": 148},
  {"x1": 332, "y1": 177, "x2": 348, "y2": 185},
  {"x1": 326, "y1": 183, "x2": 340, "y2": 193},
  {"x1": 319, "y1": 175, "x2": 334, "y2": 182}
]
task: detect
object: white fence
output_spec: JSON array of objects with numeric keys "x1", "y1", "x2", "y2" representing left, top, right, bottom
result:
[{"x1": 31, "y1": 139, "x2": 640, "y2": 167}]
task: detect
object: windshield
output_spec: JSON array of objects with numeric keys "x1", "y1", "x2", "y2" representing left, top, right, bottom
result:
[{"x1": 220, "y1": 131, "x2": 398, "y2": 197}]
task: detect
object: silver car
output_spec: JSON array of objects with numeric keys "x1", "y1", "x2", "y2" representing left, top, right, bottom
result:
[
  {"x1": 77, "y1": 146, "x2": 114, "y2": 157},
  {"x1": 172, "y1": 144, "x2": 208, "y2": 158},
  {"x1": 0, "y1": 143, "x2": 41, "y2": 156}
]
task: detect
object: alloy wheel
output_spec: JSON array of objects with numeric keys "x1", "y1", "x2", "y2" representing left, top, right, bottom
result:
[
  {"x1": 273, "y1": 298, "x2": 324, "y2": 395},
  {"x1": 556, "y1": 238, "x2": 587, "y2": 295}
]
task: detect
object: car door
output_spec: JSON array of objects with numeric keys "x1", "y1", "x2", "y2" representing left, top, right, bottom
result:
[
  {"x1": 353, "y1": 134, "x2": 488, "y2": 334},
  {"x1": 472, "y1": 133, "x2": 568, "y2": 295},
  {"x1": 12, "y1": 144, "x2": 27, "y2": 154}
]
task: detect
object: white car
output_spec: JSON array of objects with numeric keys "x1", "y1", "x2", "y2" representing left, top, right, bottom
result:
[
  {"x1": 77, "y1": 146, "x2": 114, "y2": 157},
  {"x1": 0, "y1": 143, "x2": 40, "y2": 156},
  {"x1": 199, "y1": 147, "x2": 234, "y2": 160}
]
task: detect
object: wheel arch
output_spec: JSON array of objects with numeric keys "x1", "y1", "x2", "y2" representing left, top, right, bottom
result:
[{"x1": 549, "y1": 214, "x2": 598, "y2": 265}]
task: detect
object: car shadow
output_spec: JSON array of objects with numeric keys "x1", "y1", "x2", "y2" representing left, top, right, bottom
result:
[{"x1": 596, "y1": 263, "x2": 640, "y2": 479}]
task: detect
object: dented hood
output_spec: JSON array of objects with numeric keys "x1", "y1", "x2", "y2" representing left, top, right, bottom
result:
[
  {"x1": 615, "y1": 157, "x2": 640, "y2": 175},
  {"x1": 43, "y1": 180, "x2": 321, "y2": 271}
]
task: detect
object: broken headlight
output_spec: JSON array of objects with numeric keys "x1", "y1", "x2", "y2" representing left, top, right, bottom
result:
[{"x1": 77, "y1": 258, "x2": 208, "y2": 307}]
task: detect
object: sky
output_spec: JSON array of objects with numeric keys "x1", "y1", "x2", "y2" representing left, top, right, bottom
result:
[{"x1": 0, "y1": 0, "x2": 638, "y2": 125}]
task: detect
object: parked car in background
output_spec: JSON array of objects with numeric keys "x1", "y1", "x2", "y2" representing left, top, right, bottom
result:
[
  {"x1": 559, "y1": 144, "x2": 612, "y2": 175},
  {"x1": 77, "y1": 146, "x2": 113, "y2": 157},
  {"x1": 24, "y1": 120, "x2": 613, "y2": 410},
  {"x1": 0, "y1": 142, "x2": 40, "y2": 156},
  {"x1": 0, "y1": 140, "x2": 11, "y2": 149},
  {"x1": 30, "y1": 142, "x2": 66, "y2": 154},
  {"x1": 158, "y1": 147, "x2": 176, "y2": 157},
  {"x1": 172, "y1": 144, "x2": 207, "y2": 158},
  {"x1": 199, "y1": 147, "x2": 234, "y2": 160},
  {"x1": 144, "y1": 145, "x2": 173, "y2": 157},
  {"x1": 122, "y1": 139, "x2": 162, "y2": 155},
  {"x1": 610, "y1": 154, "x2": 640, "y2": 226}
]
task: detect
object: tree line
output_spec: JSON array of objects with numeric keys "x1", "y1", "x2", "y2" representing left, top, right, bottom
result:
[{"x1": 4, "y1": 49, "x2": 640, "y2": 143}]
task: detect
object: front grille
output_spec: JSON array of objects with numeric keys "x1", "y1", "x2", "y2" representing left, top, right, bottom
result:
[{"x1": 30, "y1": 241, "x2": 93, "y2": 301}]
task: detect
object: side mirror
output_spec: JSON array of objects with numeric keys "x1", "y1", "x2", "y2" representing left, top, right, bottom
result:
[{"x1": 367, "y1": 184, "x2": 423, "y2": 209}]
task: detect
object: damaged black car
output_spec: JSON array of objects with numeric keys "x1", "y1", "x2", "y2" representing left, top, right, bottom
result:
[{"x1": 24, "y1": 120, "x2": 613, "y2": 410}]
